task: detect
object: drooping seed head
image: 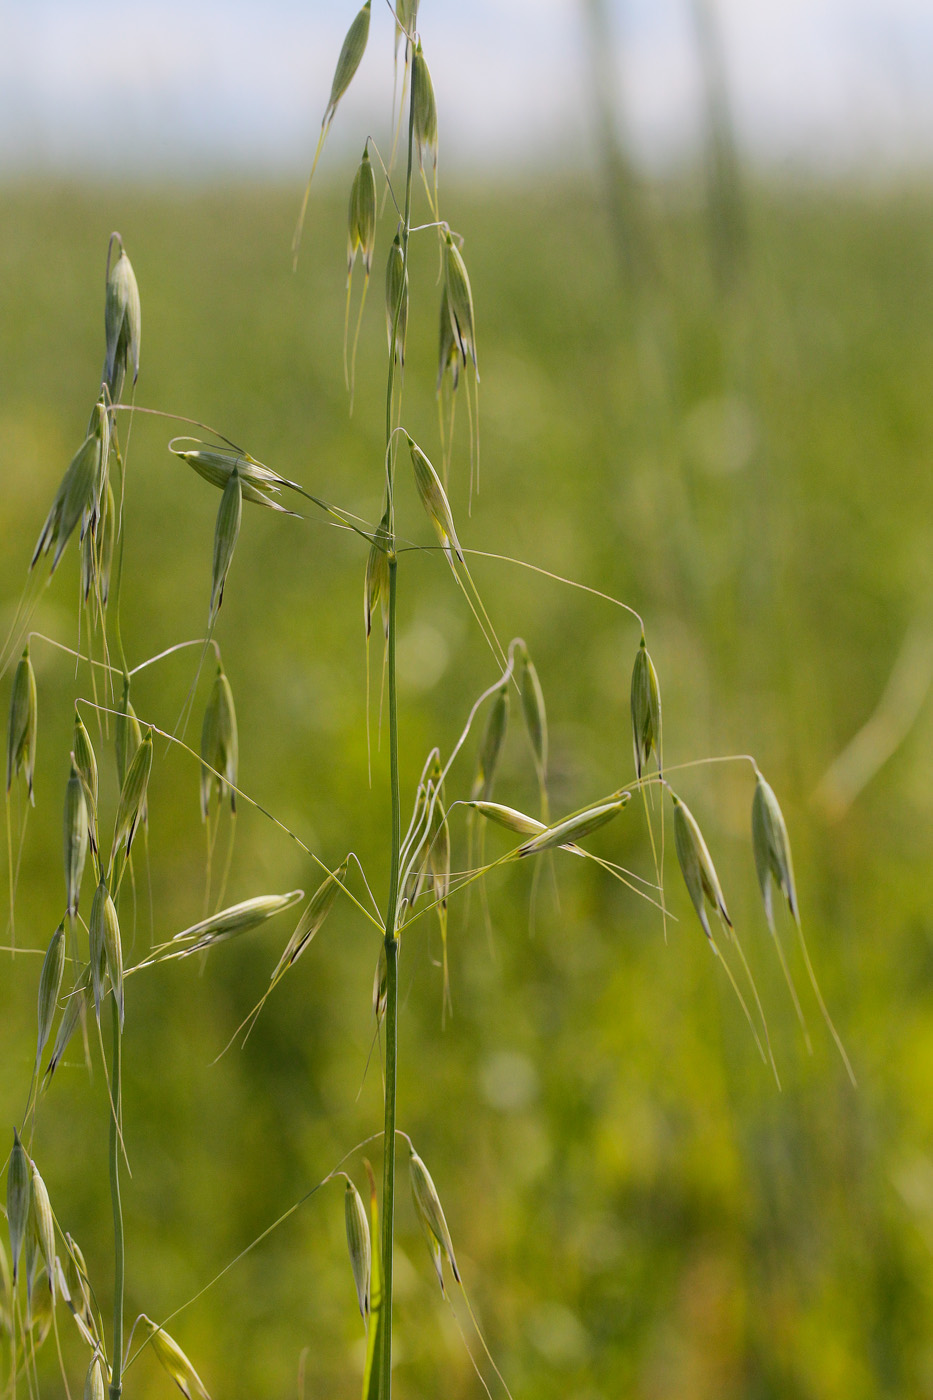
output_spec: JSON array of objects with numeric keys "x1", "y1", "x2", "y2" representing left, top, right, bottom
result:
[
  {"x1": 36, "y1": 922, "x2": 66, "y2": 1071},
  {"x1": 112, "y1": 726, "x2": 152, "y2": 860},
  {"x1": 344, "y1": 1177, "x2": 371, "y2": 1320},
  {"x1": 29, "y1": 1164, "x2": 55, "y2": 1301},
  {"x1": 139, "y1": 1315, "x2": 211, "y2": 1400},
  {"x1": 752, "y1": 772, "x2": 799, "y2": 931},
  {"x1": 412, "y1": 41, "x2": 438, "y2": 172},
  {"x1": 364, "y1": 510, "x2": 392, "y2": 641},
  {"x1": 409, "y1": 1147, "x2": 460, "y2": 1295},
  {"x1": 7, "y1": 1130, "x2": 30, "y2": 1285},
  {"x1": 270, "y1": 862, "x2": 348, "y2": 980},
  {"x1": 171, "y1": 890, "x2": 304, "y2": 957},
  {"x1": 64, "y1": 764, "x2": 89, "y2": 915},
  {"x1": 671, "y1": 793, "x2": 731, "y2": 941},
  {"x1": 385, "y1": 233, "x2": 408, "y2": 367},
  {"x1": 517, "y1": 794, "x2": 630, "y2": 857},
  {"x1": 443, "y1": 232, "x2": 478, "y2": 374},
  {"x1": 326, "y1": 1, "x2": 371, "y2": 120},
  {"x1": 7, "y1": 647, "x2": 37, "y2": 802},
  {"x1": 517, "y1": 643, "x2": 548, "y2": 779},
  {"x1": 407, "y1": 435, "x2": 464, "y2": 565},
  {"x1": 210, "y1": 468, "x2": 243, "y2": 623},
  {"x1": 472, "y1": 681, "x2": 509, "y2": 802},
  {"x1": 103, "y1": 234, "x2": 141, "y2": 403},
  {"x1": 200, "y1": 666, "x2": 238, "y2": 819},
  {"x1": 631, "y1": 635, "x2": 662, "y2": 779}
]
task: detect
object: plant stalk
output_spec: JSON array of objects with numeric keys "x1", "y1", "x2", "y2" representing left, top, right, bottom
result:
[
  {"x1": 381, "y1": 558, "x2": 400, "y2": 1400},
  {"x1": 109, "y1": 996, "x2": 125, "y2": 1400},
  {"x1": 380, "y1": 61, "x2": 417, "y2": 1400}
]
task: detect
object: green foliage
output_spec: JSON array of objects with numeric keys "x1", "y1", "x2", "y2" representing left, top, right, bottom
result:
[{"x1": 0, "y1": 169, "x2": 932, "y2": 1397}]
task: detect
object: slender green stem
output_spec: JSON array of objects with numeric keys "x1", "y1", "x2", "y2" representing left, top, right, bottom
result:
[
  {"x1": 109, "y1": 996, "x2": 125, "y2": 1400},
  {"x1": 380, "y1": 63, "x2": 417, "y2": 1400},
  {"x1": 381, "y1": 563, "x2": 400, "y2": 1400}
]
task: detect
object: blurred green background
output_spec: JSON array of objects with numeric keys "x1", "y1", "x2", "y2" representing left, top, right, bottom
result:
[{"x1": 1, "y1": 153, "x2": 933, "y2": 1400}]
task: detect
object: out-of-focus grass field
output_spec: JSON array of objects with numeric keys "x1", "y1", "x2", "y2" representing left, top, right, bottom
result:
[{"x1": 1, "y1": 170, "x2": 933, "y2": 1398}]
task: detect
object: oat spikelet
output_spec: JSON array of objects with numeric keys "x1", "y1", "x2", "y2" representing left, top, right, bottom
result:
[
  {"x1": 345, "y1": 144, "x2": 377, "y2": 399},
  {"x1": 45, "y1": 969, "x2": 90, "y2": 1083},
  {"x1": 631, "y1": 634, "x2": 662, "y2": 779},
  {"x1": 102, "y1": 233, "x2": 141, "y2": 404},
  {"x1": 139, "y1": 1315, "x2": 211, "y2": 1400},
  {"x1": 111, "y1": 726, "x2": 152, "y2": 861},
  {"x1": 7, "y1": 1129, "x2": 30, "y2": 1284},
  {"x1": 210, "y1": 467, "x2": 242, "y2": 624},
  {"x1": 671, "y1": 792, "x2": 730, "y2": 941},
  {"x1": 170, "y1": 439, "x2": 301, "y2": 513},
  {"x1": 409, "y1": 1147, "x2": 460, "y2": 1295},
  {"x1": 64, "y1": 762, "x2": 89, "y2": 914},
  {"x1": 292, "y1": 0, "x2": 372, "y2": 268},
  {"x1": 361, "y1": 1158, "x2": 383, "y2": 1400},
  {"x1": 364, "y1": 510, "x2": 391, "y2": 641},
  {"x1": 472, "y1": 680, "x2": 509, "y2": 802},
  {"x1": 73, "y1": 709, "x2": 98, "y2": 812},
  {"x1": 394, "y1": 0, "x2": 419, "y2": 54},
  {"x1": 751, "y1": 772, "x2": 798, "y2": 931},
  {"x1": 517, "y1": 644, "x2": 548, "y2": 781},
  {"x1": 7, "y1": 646, "x2": 37, "y2": 802},
  {"x1": 517, "y1": 794, "x2": 630, "y2": 857},
  {"x1": 407, "y1": 435, "x2": 464, "y2": 566},
  {"x1": 412, "y1": 40, "x2": 438, "y2": 213},
  {"x1": 84, "y1": 1353, "x2": 107, "y2": 1400},
  {"x1": 373, "y1": 946, "x2": 387, "y2": 1026},
  {"x1": 169, "y1": 890, "x2": 304, "y2": 956},
  {"x1": 467, "y1": 800, "x2": 546, "y2": 839},
  {"x1": 89, "y1": 879, "x2": 123, "y2": 1027},
  {"x1": 437, "y1": 283, "x2": 459, "y2": 394},
  {"x1": 200, "y1": 665, "x2": 238, "y2": 818},
  {"x1": 347, "y1": 146, "x2": 377, "y2": 280},
  {"x1": 31, "y1": 430, "x2": 102, "y2": 574},
  {"x1": 753, "y1": 771, "x2": 856, "y2": 1084},
  {"x1": 29, "y1": 1163, "x2": 55, "y2": 1301},
  {"x1": 270, "y1": 862, "x2": 348, "y2": 980},
  {"x1": 344, "y1": 1176, "x2": 371, "y2": 1322},
  {"x1": 36, "y1": 921, "x2": 66, "y2": 1071},
  {"x1": 385, "y1": 233, "x2": 408, "y2": 368},
  {"x1": 62, "y1": 1234, "x2": 97, "y2": 1347},
  {"x1": 443, "y1": 232, "x2": 478, "y2": 376}
]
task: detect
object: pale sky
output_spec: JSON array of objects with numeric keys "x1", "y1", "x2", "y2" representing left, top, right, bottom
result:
[{"x1": 1, "y1": 0, "x2": 932, "y2": 176}]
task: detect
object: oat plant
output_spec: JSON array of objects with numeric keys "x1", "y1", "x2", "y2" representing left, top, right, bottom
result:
[{"x1": 0, "y1": 7, "x2": 856, "y2": 1400}]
